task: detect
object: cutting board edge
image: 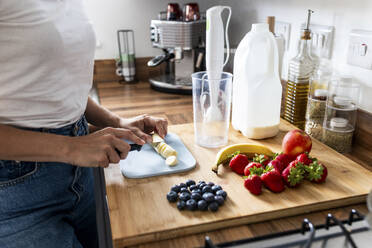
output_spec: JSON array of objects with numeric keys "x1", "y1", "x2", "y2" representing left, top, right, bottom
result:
[{"x1": 113, "y1": 194, "x2": 367, "y2": 247}]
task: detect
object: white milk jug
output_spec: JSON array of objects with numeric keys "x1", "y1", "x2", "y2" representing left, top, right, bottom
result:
[{"x1": 232, "y1": 23, "x2": 282, "y2": 139}]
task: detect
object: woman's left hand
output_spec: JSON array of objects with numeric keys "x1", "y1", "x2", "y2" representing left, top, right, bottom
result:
[{"x1": 119, "y1": 115, "x2": 168, "y2": 143}]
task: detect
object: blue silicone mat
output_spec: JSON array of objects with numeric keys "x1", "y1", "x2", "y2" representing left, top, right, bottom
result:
[{"x1": 120, "y1": 133, "x2": 196, "y2": 178}]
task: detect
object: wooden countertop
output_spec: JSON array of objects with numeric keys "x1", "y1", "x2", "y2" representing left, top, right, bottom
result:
[{"x1": 97, "y1": 81, "x2": 371, "y2": 248}]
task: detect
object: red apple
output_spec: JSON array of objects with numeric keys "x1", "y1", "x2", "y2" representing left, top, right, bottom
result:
[{"x1": 282, "y1": 130, "x2": 312, "y2": 158}]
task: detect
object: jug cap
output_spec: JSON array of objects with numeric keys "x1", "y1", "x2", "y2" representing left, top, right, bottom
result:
[{"x1": 251, "y1": 23, "x2": 269, "y2": 32}]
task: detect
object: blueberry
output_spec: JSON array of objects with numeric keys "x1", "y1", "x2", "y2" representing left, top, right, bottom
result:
[
  {"x1": 192, "y1": 189, "x2": 202, "y2": 195},
  {"x1": 207, "y1": 182, "x2": 215, "y2": 187},
  {"x1": 216, "y1": 190, "x2": 227, "y2": 200},
  {"x1": 177, "y1": 200, "x2": 186, "y2": 210},
  {"x1": 208, "y1": 202, "x2": 219, "y2": 212},
  {"x1": 180, "y1": 187, "x2": 190, "y2": 194},
  {"x1": 202, "y1": 185, "x2": 213, "y2": 194},
  {"x1": 198, "y1": 183, "x2": 207, "y2": 190},
  {"x1": 186, "y1": 179, "x2": 196, "y2": 187},
  {"x1": 197, "y1": 200, "x2": 208, "y2": 211},
  {"x1": 214, "y1": 195, "x2": 225, "y2": 206},
  {"x1": 167, "y1": 191, "x2": 178, "y2": 202},
  {"x1": 198, "y1": 180, "x2": 206, "y2": 184},
  {"x1": 170, "y1": 185, "x2": 181, "y2": 193},
  {"x1": 179, "y1": 192, "x2": 191, "y2": 201},
  {"x1": 186, "y1": 199, "x2": 197, "y2": 211},
  {"x1": 211, "y1": 185, "x2": 222, "y2": 193},
  {"x1": 202, "y1": 192, "x2": 215, "y2": 203},
  {"x1": 189, "y1": 185, "x2": 198, "y2": 191},
  {"x1": 179, "y1": 183, "x2": 187, "y2": 188},
  {"x1": 191, "y1": 192, "x2": 202, "y2": 201}
]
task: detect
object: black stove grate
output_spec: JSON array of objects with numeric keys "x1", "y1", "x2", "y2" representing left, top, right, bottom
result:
[{"x1": 203, "y1": 209, "x2": 371, "y2": 248}]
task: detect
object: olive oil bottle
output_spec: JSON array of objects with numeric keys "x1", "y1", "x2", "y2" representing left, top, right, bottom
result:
[{"x1": 284, "y1": 10, "x2": 315, "y2": 130}]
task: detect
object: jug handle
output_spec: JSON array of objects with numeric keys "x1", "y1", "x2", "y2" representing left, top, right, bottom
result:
[
  {"x1": 243, "y1": 34, "x2": 279, "y2": 84},
  {"x1": 222, "y1": 6, "x2": 232, "y2": 67}
]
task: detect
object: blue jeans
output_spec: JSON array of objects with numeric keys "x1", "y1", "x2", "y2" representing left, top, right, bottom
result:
[{"x1": 0, "y1": 116, "x2": 98, "y2": 248}]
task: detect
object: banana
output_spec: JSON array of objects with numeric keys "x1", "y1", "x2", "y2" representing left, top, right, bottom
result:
[
  {"x1": 151, "y1": 134, "x2": 178, "y2": 166},
  {"x1": 212, "y1": 143, "x2": 274, "y2": 174}
]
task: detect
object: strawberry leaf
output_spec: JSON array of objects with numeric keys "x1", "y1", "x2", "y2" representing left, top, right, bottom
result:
[
  {"x1": 249, "y1": 166, "x2": 264, "y2": 176},
  {"x1": 228, "y1": 151, "x2": 240, "y2": 160},
  {"x1": 305, "y1": 160, "x2": 323, "y2": 181},
  {"x1": 287, "y1": 166, "x2": 305, "y2": 186},
  {"x1": 253, "y1": 154, "x2": 269, "y2": 164}
]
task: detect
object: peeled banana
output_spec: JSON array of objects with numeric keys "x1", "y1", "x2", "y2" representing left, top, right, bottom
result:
[
  {"x1": 151, "y1": 134, "x2": 178, "y2": 166},
  {"x1": 212, "y1": 143, "x2": 274, "y2": 174}
]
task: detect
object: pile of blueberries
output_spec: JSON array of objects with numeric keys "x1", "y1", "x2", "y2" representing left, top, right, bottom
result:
[{"x1": 166, "y1": 179, "x2": 227, "y2": 212}]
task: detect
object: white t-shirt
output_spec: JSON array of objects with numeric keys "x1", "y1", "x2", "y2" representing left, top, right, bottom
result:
[{"x1": 0, "y1": 0, "x2": 96, "y2": 128}]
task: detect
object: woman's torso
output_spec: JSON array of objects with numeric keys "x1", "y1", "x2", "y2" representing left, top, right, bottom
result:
[{"x1": 0, "y1": 0, "x2": 96, "y2": 128}]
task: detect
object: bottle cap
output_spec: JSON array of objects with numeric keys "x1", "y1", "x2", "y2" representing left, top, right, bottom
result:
[
  {"x1": 314, "y1": 89, "x2": 328, "y2": 97},
  {"x1": 330, "y1": 117, "x2": 348, "y2": 128},
  {"x1": 252, "y1": 23, "x2": 269, "y2": 32}
]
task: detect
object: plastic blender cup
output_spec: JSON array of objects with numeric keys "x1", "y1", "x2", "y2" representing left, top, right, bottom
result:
[{"x1": 192, "y1": 71, "x2": 233, "y2": 148}]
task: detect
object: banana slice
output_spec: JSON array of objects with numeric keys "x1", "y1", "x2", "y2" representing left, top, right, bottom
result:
[
  {"x1": 166, "y1": 156, "x2": 178, "y2": 166},
  {"x1": 151, "y1": 134, "x2": 178, "y2": 166}
]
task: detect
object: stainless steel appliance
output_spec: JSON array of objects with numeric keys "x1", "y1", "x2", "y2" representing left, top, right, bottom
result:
[{"x1": 148, "y1": 16, "x2": 206, "y2": 94}]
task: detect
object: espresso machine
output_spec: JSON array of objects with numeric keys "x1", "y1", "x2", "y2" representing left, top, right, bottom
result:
[{"x1": 147, "y1": 12, "x2": 206, "y2": 94}]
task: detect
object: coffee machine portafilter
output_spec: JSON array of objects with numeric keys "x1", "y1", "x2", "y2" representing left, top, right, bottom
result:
[{"x1": 147, "y1": 18, "x2": 206, "y2": 94}]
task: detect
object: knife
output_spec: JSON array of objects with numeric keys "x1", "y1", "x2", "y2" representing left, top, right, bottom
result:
[{"x1": 115, "y1": 140, "x2": 143, "y2": 156}]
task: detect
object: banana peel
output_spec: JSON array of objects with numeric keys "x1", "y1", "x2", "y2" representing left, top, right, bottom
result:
[{"x1": 212, "y1": 143, "x2": 274, "y2": 174}]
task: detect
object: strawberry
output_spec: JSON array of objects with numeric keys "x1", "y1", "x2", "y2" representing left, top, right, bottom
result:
[
  {"x1": 244, "y1": 174, "x2": 262, "y2": 195},
  {"x1": 253, "y1": 154, "x2": 270, "y2": 166},
  {"x1": 268, "y1": 159, "x2": 285, "y2": 174},
  {"x1": 273, "y1": 152, "x2": 294, "y2": 168},
  {"x1": 282, "y1": 161, "x2": 305, "y2": 187},
  {"x1": 261, "y1": 167, "x2": 285, "y2": 193},
  {"x1": 229, "y1": 154, "x2": 249, "y2": 175},
  {"x1": 243, "y1": 162, "x2": 264, "y2": 176},
  {"x1": 305, "y1": 160, "x2": 328, "y2": 183},
  {"x1": 295, "y1": 153, "x2": 313, "y2": 165}
]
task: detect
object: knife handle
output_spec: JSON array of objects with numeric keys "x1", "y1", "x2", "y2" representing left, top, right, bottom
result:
[{"x1": 115, "y1": 144, "x2": 142, "y2": 156}]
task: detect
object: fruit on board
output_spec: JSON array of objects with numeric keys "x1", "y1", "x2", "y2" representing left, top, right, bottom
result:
[
  {"x1": 151, "y1": 133, "x2": 178, "y2": 166},
  {"x1": 168, "y1": 179, "x2": 228, "y2": 212},
  {"x1": 243, "y1": 162, "x2": 264, "y2": 176},
  {"x1": 282, "y1": 130, "x2": 312, "y2": 158},
  {"x1": 252, "y1": 154, "x2": 270, "y2": 166},
  {"x1": 273, "y1": 152, "x2": 293, "y2": 169},
  {"x1": 212, "y1": 143, "x2": 274, "y2": 174},
  {"x1": 282, "y1": 161, "x2": 305, "y2": 187},
  {"x1": 305, "y1": 160, "x2": 328, "y2": 183},
  {"x1": 244, "y1": 174, "x2": 263, "y2": 195},
  {"x1": 229, "y1": 154, "x2": 249, "y2": 175},
  {"x1": 267, "y1": 159, "x2": 285, "y2": 174},
  {"x1": 166, "y1": 191, "x2": 178, "y2": 202},
  {"x1": 295, "y1": 153, "x2": 313, "y2": 166},
  {"x1": 261, "y1": 167, "x2": 285, "y2": 193}
]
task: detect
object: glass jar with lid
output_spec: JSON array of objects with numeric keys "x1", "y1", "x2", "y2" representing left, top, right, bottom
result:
[
  {"x1": 322, "y1": 76, "x2": 360, "y2": 153},
  {"x1": 305, "y1": 59, "x2": 332, "y2": 140}
]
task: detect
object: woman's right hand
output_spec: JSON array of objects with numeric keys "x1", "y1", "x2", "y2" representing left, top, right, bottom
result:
[{"x1": 66, "y1": 127, "x2": 146, "y2": 168}]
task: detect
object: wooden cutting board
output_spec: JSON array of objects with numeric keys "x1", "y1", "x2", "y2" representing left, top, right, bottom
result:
[{"x1": 105, "y1": 120, "x2": 372, "y2": 247}]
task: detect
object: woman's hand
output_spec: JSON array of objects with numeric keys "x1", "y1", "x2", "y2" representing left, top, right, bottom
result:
[
  {"x1": 119, "y1": 114, "x2": 168, "y2": 142},
  {"x1": 66, "y1": 127, "x2": 146, "y2": 168}
]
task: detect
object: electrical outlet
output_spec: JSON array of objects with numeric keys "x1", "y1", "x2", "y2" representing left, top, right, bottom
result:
[
  {"x1": 275, "y1": 21, "x2": 291, "y2": 51},
  {"x1": 347, "y1": 29, "x2": 372, "y2": 70},
  {"x1": 301, "y1": 23, "x2": 334, "y2": 59}
]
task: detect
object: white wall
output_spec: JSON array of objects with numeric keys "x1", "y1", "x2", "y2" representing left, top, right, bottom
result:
[
  {"x1": 84, "y1": 0, "x2": 215, "y2": 59},
  {"x1": 85, "y1": 0, "x2": 372, "y2": 112}
]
